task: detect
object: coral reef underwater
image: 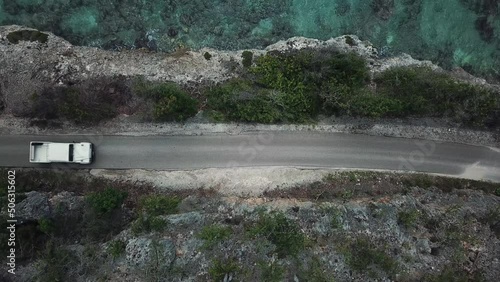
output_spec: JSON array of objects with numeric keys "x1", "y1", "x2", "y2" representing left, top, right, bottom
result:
[{"x1": 0, "y1": 0, "x2": 499, "y2": 79}]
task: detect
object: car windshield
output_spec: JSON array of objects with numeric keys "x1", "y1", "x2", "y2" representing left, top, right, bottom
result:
[{"x1": 68, "y1": 144, "x2": 74, "y2": 162}]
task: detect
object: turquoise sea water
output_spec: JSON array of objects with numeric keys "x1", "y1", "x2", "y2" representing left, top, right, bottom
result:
[{"x1": 1, "y1": 0, "x2": 499, "y2": 79}]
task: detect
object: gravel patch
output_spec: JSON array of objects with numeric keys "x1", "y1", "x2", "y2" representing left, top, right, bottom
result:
[{"x1": 90, "y1": 167, "x2": 331, "y2": 197}]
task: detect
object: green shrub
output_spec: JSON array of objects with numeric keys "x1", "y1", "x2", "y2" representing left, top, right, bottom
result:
[
  {"x1": 297, "y1": 256, "x2": 331, "y2": 282},
  {"x1": 86, "y1": 188, "x2": 127, "y2": 215},
  {"x1": 248, "y1": 211, "x2": 305, "y2": 257},
  {"x1": 242, "y1": 51, "x2": 253, "y2": 67},
  {"x1": 398, "y1": 209, "x2": 421, "y2": 229},
  {"x1": 402, "y1": 174, "x2": 434, "y2": 189},
  {"x1": 375, "y1": 66, "x2": 500, "y2": 126},
  {"x1": 133, "y1": 81, "x2": 198, "y2": 121},
  {"x1": 207, "y1": 110, "x2": 226, "y2": 122},
  {"x1": 339, "y1": 237, "x2": 398, "y2": 275},
  {"x1": 7, "y1": 30, "x2": 49, "y2": 44},
  {"x1": 131, "y1": 214, "x2": 167, "y2": 235},
  {"x1": 349, "y1": 91, "x2": 403, "y2": 118},
  {"x1": 151, "y1": 84, "x2": 198, "y2": 121},
  {"x1": 209, "y1": 259, "x2": 240, "y2": 282},
  {"x1": 38, "y1": 217, "x2": 55, "y2": 235},
  {"x1": 325, "y1": 52, "x2": 370, "y2": 88},
  {"x1": 206, "y1": 79, "x2": 283, "y2": 123},
  {"x1": 140, "y1": 195, "x2": 181, "y2": 216},
  {"x1": 197, "y1": 224, "x2": 232, "y2": 248},
  {"x1": 108, "y1": 239, "x2": 126, "y2": 259},
  {"x1": 204, "y1": 52, "x2": 212, "y2": 60},
  {"x1": 321, "y1": 206, "x2": 342, "y2": 229},
  {"x1": 258, "y1": 260, "x2": 285, "y2": 282}
]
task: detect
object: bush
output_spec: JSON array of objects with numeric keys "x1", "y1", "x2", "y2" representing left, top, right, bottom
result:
[
  {"x1": 209, "y1": 259, "x2": 240, "y2": 282},
  {"x1": 375, "y1": 66, "x2": 500, "y2": 127},
  {"x1": 206, "y1": 49, "x2": 374, "y2": 123},
  {"x1": 402, "y1": 174, "x2": 434, "y2": 189},
  {"x1": 339, "y1": 237, "x2": 398, "y2": 275},
  {"x1": 349, "y1": 91, "x2": 404, "y2": 118},
  {"x1": 86, "y1": 188, "x2": 127, "y2": 215},
  {"x1": 197, "y1": 224, "x2": 233, "y2": 248},
  {"x1": 242, "y1": 51, "x2": 253, "y2": 67},
  {"x1": 296, "y1": 256, "x2": 329, "y2": 282},
  {"x1": 108, "y1": 239, "x2": 126, "y2": 259},
  {"x1": 251, "y1": 49, "x2": 369, "y2": 119},
  {"x1": 38, "y1": 217, "x2": 55, "y2": 235},
  {"x1": 140, "y1": 195, "x2": 181, "y2": 216},
  {"x1": 259, "y1": 260, "x2": 285, "y2": 282},
  {"x1": 133, "y1": 81, "x2": 198, "y2": 121},
  {"x1": 131, "y1": 214, "x2": 167, "y2": 235},
  {"x1": 248, "y1": 211, "x2": 305, "y2": 257},
  {"x1": 206, "y1": 79, "x2": 282, "y2": 123},
  {"x1": 398, "y1": 209, "x2": 421, "y2": 229},
  {"x1": 203, "y1": 52, "x2": 212, "y2": 60}
]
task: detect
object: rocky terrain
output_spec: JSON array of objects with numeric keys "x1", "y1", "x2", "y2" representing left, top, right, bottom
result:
[{"x1": 1, "y1": 169, "x2": 499, "y2": 281}]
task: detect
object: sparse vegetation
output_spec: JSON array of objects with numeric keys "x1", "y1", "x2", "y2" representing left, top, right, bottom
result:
[
  {"x1": 398, "y1": 208, "x2": 421, "y2": 229},
  {"x1": 37, "y1": 240, "x2": 78, "y2": 282},
  {"x1": 38, "y1": 217, "x2": 55, "y2": 235},
  {"x1": 86, "y1": 188, "x2": 128, "y2": 215},
  {"x1": 258, "y1": 259, "x2": 285, "y2": 282},
  {"x1": 108, "y1": 239, "x2": 126, "y2": 259},
  {"x1": 424, "y1": 265, "x2": 481, "y2": 282},
  {"x1": 297, "y1": 256, "x2": 332, "y2": 282},
  {"x1": 265, "y1": 171, "x2": 500, "y2": 201},
  {"x1": 338, "y1": 237, "x2": 398, "y2": 276},
  {"x1": 4, "y1": 168, "x2": 500, "y2": 281},
  {"x1": 29, "y1": 76, "x2": 131, "y2": 125},
  {"x1": 247, "y1": 211, "x2": 306, "y2": 257},
  {"x1": 140, "y1": 194, "x2": 182, "y2": 216},
  {"x1": 209, "y1": 259, "x2": 240, "y2": 282},
  {"x1": 131, "y1": 214, "x2": 168, "y2": 235},
  {"x1": 197, "y1": 224, "x2": 233, "y2": 248},
  {"x1": 320, "y1": 206, "x2": 342, "y2": 229}
]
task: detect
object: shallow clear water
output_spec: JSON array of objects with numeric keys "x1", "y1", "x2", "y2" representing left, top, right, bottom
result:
[{"x1": 1, "y1": 0, "x2": 499, "y2": 78}]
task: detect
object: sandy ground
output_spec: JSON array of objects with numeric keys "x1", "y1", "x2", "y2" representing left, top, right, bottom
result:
[{"x1": 90, "y1": 167, "x2": 335, "y2": 197}]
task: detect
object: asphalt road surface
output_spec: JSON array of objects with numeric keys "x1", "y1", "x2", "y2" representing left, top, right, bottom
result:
[{"x1": 0, "y1": 133, "x2": 499, "y2": 182}]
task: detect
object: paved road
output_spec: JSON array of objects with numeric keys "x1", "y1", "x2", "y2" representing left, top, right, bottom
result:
[{"x1": 0, "y1": 133, "x2": 499, "y2": 182}]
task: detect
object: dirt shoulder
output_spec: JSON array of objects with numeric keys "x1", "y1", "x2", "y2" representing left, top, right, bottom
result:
[{"x1": 1, "y1": 113, "x2": 498, "y2": 148}]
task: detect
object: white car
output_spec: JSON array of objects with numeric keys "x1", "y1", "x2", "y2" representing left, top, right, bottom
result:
[{"x1": 29, "y1": 141, "x2": 94, "y2": 164}]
